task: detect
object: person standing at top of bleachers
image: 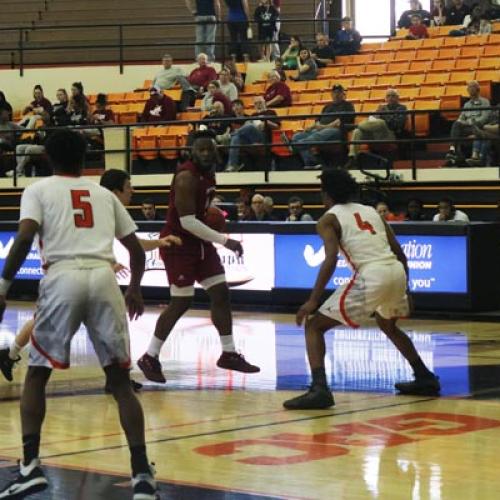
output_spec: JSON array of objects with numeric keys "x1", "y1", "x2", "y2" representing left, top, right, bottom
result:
[
  {"x1": 398, "y1": 0, "x2": 431, "y2": 29},
  {"x1": 224, "y1": 0, "x2": 251, "y2": 62},
  {"x1": 431, "y1": 0, "x2": 448, "y2": 26},
  {"x1": 332, "y1": 17, "x2": 362, "y2": 56},
  {"x1": 444, "y1": 0, "x2": 471, "y2": 25},
  {"x1": 185, "y1": 0, "x2": 221, "y2": 63}
]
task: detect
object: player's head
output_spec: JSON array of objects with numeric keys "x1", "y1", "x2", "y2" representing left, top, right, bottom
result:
[
  {"x1": 191, "y1": 131, "x2": 217, "y2": 171},
  {"x1": 45, "y1": 129, "x2": 87, "y2": 176},
  {"x1": 100, "y1": 169, "x2": 133, "y2": 205},
  {"x1": 319, "y1": 168, "x2": 358, "y2": 207}
]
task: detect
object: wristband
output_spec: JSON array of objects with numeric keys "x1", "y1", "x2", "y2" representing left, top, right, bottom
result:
[{"x1": 0, "y1": 278, "x2": 12, "y2": 296}]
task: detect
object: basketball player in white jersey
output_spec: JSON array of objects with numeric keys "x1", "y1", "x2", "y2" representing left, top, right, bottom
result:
[
  {"x1": 284, "y1": 168, "x2": 440, "y2": 410},
  {"x1": 0, "y1": 130, "x2": 156, "y2": 499}
]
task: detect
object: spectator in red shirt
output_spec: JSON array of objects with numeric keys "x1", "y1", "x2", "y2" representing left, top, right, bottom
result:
[
  {"x1": 188, "y1": 53, "x2": 218, "y2": 94},
  {"x1": 20, "y1": 85, "x2": 53, "y2": 129},
  {"x1": 90, "y1": 94, "x2": 115, "y2": 125},
  {"x1": 406, "y1": 14, "x2": 429, "y2": 39},
  {"x1": 201, "y1": 81, "x2": 233, "y2": 114},
  {"x1": 264, "y1": 70, "x2": 292, "y2": 108},
  {"x1": 141, "y1": 86, "x2": 176, "y2": 123}
]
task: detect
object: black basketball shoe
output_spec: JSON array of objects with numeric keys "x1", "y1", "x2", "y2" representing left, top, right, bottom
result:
[
  {"x1": 0, "y1": 459, "x2": 48, "y2": 498},
  {"x1": 283, "y1": 385, "x2": 335, "y2": 410}
]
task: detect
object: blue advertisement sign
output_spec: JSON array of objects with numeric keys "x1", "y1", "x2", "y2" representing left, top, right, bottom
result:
[
  {"x1": 275, "y1": 234, "x2": 467, "y2": 293},
  {"x1": 0, "y1": 232, "x2": 44, "y2": 280}
]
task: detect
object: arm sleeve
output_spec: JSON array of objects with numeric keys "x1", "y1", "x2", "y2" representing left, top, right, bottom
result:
[
  {"x1": 113, "y1": 196, "x2": 138, "y2": 239},
  {"x1": 179, "y1": 214, "x2": 227, "y2": 245},
  {"x1": 19, "y1": 186, "x2": 43, "y2": 225}
]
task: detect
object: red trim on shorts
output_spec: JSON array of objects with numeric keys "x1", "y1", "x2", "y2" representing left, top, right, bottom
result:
[
  {"x1": 339, "y1": 243, "x2": 357, "y2": 272},
  {"x1": 31, "y1": 334, "x2": 69, "y2": 369},
  {"x1": 119, "y1": 357, "x2": 131, "y2": 370},
  {"x1": 339, "y1": 272, "x2": 360, "y2": 328}
]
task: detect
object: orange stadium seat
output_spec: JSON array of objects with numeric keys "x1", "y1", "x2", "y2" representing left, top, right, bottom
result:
[
  {"x1": 431, "y1": 59, "x2": 455, "y2": 72},
  {"x1": 352, "y1": 76, "x2": 375, "y2": 89},
  {"x1": 350, "y1": 54, "x2": 374, "y2": 64},
  {"x1": 421, "y1": 38, "x2": 443, "y2": 49},
  {"x1": 393, "y1": 50, "x2": 416, "y2": 61},
  {"x1": 409, "y1": 60, "x2": 431, "y2": 72},
  {"x1": 400, "y1": 39, "x2": 423, "y2": 50},
  {"x1": 273, "y1": 107, "x2": 289, "y2": 116},
  {"x1": 368, "y1": 88, "x2": 387, "y2": 101},
  {"x1": 424, "y1": 72, "x2": 450, "y2": 85},
  {"x1": 461, "y1": 45, "x2": 485, "y2": 58},
  {"x1": 380, "y1": 40, "x2": 402, "y2": 51},
  {"x1": 484, "y1": 45, "x2": 500, "y2": 57},
  {"x1": 375, "y1": 75, "x2": 401, "y2": 87},
  {"x1": 335, "y1": 55, "x2": 352, "y2": 64},
  {"x1": 443, "y1": 36, "x2": 466, "y2": 47},
  {"x1": 418, "y1": 86, "x2": 446, "y2": 99},
  {"x1": 413, "y1": 100, "x2": 439, "y2": 136},
  {"x1": 455, "y1": 58, "x2": 479, "y2": 70},
  {"x1": 476, "y1": 69, "x2": 500, "y2": 82},
  {"x1": 401, "y1": 74, "x2": 426, "y2": 86},
  {"x1": 306, "y1": 80, "x2": 329, "y2": 92},
  {"x1": 288, "y1": 106, "x2": 312, "y2": 116},
  {"x1": 360, "y1": 42, "x2": 382, "y2": 52},
  {"x1": 136, "y1": 134, "x2": 158, "y2": 161},
  {"x1": 158, "y1": 135, "x2": 179, "y2": 160},
  {"x1": 444, "y1": 84, "x2": 468, "y2": 96},
  {"x1": 312, "y1": 104, "x2": 325, "y2": 116},
  {"x1": 365, "y1": 63, "x2": 388, "y2": 75},
  {"x1": 107, "y1": 93, "x2": 125, "y2": 104},
  {"x1": 241, "y1": 83, "x2": 266, "y2": 95},
  {"x1": 488, "y1": 33, "x2": 500, "y2": 44},
  {"x1": 465, "y1": 34, "x2": 489, "y2": 46},
  {"x1": 415, "y1": 49, "x2": 439, "y2": 61},
  {"x1": 398, "y1": 87, "x2": 420, "y2": 99},
  {"x1": 178, "y1": 111, "x2": 202, "y2": 122},
  {"x1": 346, "y1": 89, "x2": 368, "y2": 102},
  {"x1": 287, "y1": 81, "x2": 307, "y2": 92},
  {"x1": 118, "y1": 112, "x2": 139, "y2": 125},
  {"x1": 88, "y1": 94, "x2": 97, "y2": 105},
  {"x1": 449, "y1": 71, "x2": 476, "y2": 84},
  {"x1": 320, "y1": 67, "x2": 343, "y2": 78},
  {"x1": 164, "y1": 88, "x2": 182, "y2": 101},
  {"x1": 372, "y1": 51, "x2": 394, "y2": 63},
  {"x1": 342, "y1": 64, "x2": 365, "y2": 76},
  {"x1": 296, "y1": 92, "x2": 317, "y2": 104},
  {"x1": 438, "y1": 48, "x2": 461, "y2": 60},
  {"x1": 387, "y1": 61, "x2": 410, "y2": 73},
  {"x1": 478, "y1": 57, "x2": 500, "y2": 69},
  {"x1": 331, "y1": 78, "x2": 353, "y2": 89}
]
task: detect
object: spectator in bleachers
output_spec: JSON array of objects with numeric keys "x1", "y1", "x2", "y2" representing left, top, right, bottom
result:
[
  {"x1": 284, "y1": 84, "x2": 355, "y2": 169},
  {"x1": 69, "y1": 82, "x2": 90, "y2": 126},
  {"x1": 153, "y1": 54, "x2": 196, "y2": 111},
  {"x1": 311, "y1": 33, "x2": 335, "y2": 68},
  {"x1": 225, "y1": 95, "x2": 279, "y2": 172},
  {"x1": 264, "y1": 70, "x2": 292, "y2": 108},
  {"x1": 290, "y1": 49, "x2": 318, "y2": 81},
  {"x1": 449, "y1": 7, "x2": 492, "y2": 36},
  {"x1": 90, "y1": 94, "x2": 115, "y2": 126},
  {"x1": 444, "y1": 0, "x2": 471, "y2": 25},
  {"x1": 270, "y1": 0, "x2": 281, "y2": 61},
  {"x1": 286, "y1": 196, "x2": 313, "y2": 221},
  {"x1": 201, "y1": 81, "x2": 233, "y2": 114},
  {"x1": 398, "y1": 0, "x2": 431, "y2": 28},
  {"x1": 224, "y1": 0, "x2": 251, "y2": 62},
  {"x1": 273, "y1": 58, "x2": 287, "y2": 81},
  {"x1": 200, "y1": 101, "x2": 230, "y2": 141},
  {"x1": 468, "y1": 106, "x2": 499, "y2": 166},
  {"x1": 345, "y1": 88, "x2": 407, "y2": 169},
  {"x1": 376, "y1": 201, "x2": 405, "y2": 221},
  {"x1": 333, "y1": 17, "x2": 362, "y2": 56},
  {"x1": 406, "y1": 14, "x2": 430, "y2": 39},
  {"x1": 254, "y1": 0, "x2": 279, "y2": 62},
  {"x1": 141, "y1": 199, "x2": 160, "y2": 221},
  {"x1": 0, "y1": 104, "x2": 23, "y2": 176},
  {"x1": 281, "y1": 36, "x2": 302, "y2": 70},
  {"x1": 245, "y1": 193, "x2": 275, "y2": 221},
  {"x1": 405, "y1": 198, "x2": 426, "y2": 221},
  {"x1": 141, "y1": 86, "x2": 176, "y2": 123},
  {"x1": 185, "y1": 0, "x2": 221, "y2": 63},
  {"x1": 217, "y1": 68, "x2": 239, "y2": 102},
  {"x1": 51, "y1": 89, "x2": 71, "y2": 127},
  {"x1": 263, "y1": 196, "x2": 276, "y2": 219},
  {"x1": 236, "y1": 197, "x2": 251, "y2": 220},
  {"x1": 445, "y1": 81, "x2": 491, "y2": 166},
  {"x1": 431, "y1": 0, "x2": 448, "y2": 26},
  {"x1": 188, "y1": 53, "x2": 218, "y2": 94},
  {"x1": 224, "y1": 61, "x2": 246, "y2": 92},
  {"x1": 433, "y1": 197, "x2": 470, "y2": 222},
  {"x1": 0, "y1": 92, "x2": 13, "y2": 121},
  {"x1": 229, "y1": 99, "x2": 248, "y2": 131},
  {"x1": 20, "y1": 85, "x2": 53, "y2": 129}
]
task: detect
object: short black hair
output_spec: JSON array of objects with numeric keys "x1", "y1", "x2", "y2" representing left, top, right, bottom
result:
[
  {"x1": 96, "y1": 93, "x2": 107, "y2": 106},
  {"x1": 407, "y1": 197, "x2": 423, "y2": 208},
  {"x1": 288, "y1": 196, "x2": 304, "y2": 205},
  {"x1": 44, "y1": 129, "x2": 87, "y2": 174},
  {"x1": 439, "y1": 196, "x2": 454, "y2": 207},
  {"x1": 192, "y1": 130, "x2": 217, "y2": 143},
  {"x1": 319, "y1": 168, "x2": 358, "y2": 203},
  {"x1": 100, "y1": 169, "x2": 130, "y2": 192},
  {"x1": 142, "y1": 198, "x2": 155, "y2": 207}
]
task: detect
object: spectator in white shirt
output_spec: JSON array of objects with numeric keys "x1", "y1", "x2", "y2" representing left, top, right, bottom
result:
[
  {"x1": 217, "y1": 68, "x2": 239, "y2": 102},
  {"x1": 433, "y1": 197, "x2": 470, "y2": 222}
]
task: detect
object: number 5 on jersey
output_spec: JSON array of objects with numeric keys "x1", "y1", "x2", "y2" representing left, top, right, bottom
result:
[
  {"x1": 71, "y1": 190, "x2": 94, "y2": 228},
  {"x1": 354, "y1": 212, "x2": 376, "y2": 235}
]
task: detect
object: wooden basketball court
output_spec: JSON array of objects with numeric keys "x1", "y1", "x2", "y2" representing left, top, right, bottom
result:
[{"x1": 0, "y1": 302, "x2": 499, "y2": 499}]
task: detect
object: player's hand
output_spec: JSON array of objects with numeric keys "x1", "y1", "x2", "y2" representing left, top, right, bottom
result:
[
  {"x1": 0, "y1": 295, "x2": 6, "y2": 323},
  {"x1": 113, "y1": 263, "x2": 130, "y2": 280},
  {"x1": 125, "y1": 287, "x2": 144, "y2": 320},
  {"x1": 224, "y1": 238, "x2": 243, "y2": 257},
  {"x1": 296, "y1": 299, "x2": 319, "y2": 326},
  {"x1": 158, "y1": 235, "x2": 182, "y2": 247}
]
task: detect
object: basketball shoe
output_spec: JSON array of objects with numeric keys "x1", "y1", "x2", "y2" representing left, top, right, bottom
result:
[
  {"x1": 137, "y1": 354, "x2": 166, "y2": 383},
  {"x1": 395, "y1": 374, "x2": 441, "y2": 396},
  {"x1": 217, "y1": 352, "x2": 260, "y2": 373},
  {"x1": 283, "y1": 385, "x2": 335, "y2": 410},
  {"x1": 0, "y1": 349, "x2": 20, "y2": 382},
  {"x1": 132, "y1": 464, "x2": 158, "y2": 500},
  {"x1": 0, "y1": 459, "x2": 48, "y2": 498}
]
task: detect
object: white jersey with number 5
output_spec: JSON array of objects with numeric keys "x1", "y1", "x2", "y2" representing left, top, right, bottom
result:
[
  {"x1": 20, "y1": 175, "x2": 137, "y2": 265},
  {"x1": 327, "y1": 202, "x2": 397, "y2": 270}
]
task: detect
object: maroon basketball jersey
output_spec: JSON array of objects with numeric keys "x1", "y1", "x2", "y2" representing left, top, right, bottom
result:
[{"x1": 161, "y1": 160, "x2": 216, "y2": 251}]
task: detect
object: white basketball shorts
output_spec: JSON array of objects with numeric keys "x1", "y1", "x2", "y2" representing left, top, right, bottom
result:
[
  {"x1": 319, "y1": 261, "x2": 409, "y2": 327},
  {"x1": 30, "y1": 259, "x2": 130, "y2": 370}
]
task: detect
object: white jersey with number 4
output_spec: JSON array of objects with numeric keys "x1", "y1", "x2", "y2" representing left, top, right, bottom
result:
[
  {"x1": 20, "y1": 175, "x2": 137, "y2": 265},
  {"x1": 327, "y1": 202, "x2": 397, "y2": 270}
]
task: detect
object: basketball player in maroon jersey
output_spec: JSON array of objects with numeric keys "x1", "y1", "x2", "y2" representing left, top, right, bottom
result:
[{"x1": 138, "y1": 133, "x2": 259, "y2": 382}]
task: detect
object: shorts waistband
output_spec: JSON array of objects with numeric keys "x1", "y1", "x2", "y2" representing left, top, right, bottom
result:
[{"x1": 46, "y1": 258, "x2": 112, "y2": 271}]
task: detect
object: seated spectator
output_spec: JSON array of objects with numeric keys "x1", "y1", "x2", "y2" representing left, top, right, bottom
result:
[
  {"x1": 201, "y1": 81, "x2": 233, "y2": 114},
  {"x1": 311, "y1": 33, "x2": 335, "y2": 68},
  {"x1": 217, "y1": 68, "x2": 239, "y2": 102},
  {"x1": 225, "y1": 96, "x2": 279, "y2": 172},
  {"x1": 433, "y1": 197, "x2": 469, "y2": 222},
  {"x1": 236, "y1": 197, "x2": 251, "y2": 221},
  {"x1": 468, "y1": 105, "x2": 499, "y2": 166},
  {"x1": 333, "y1": 17, "x2": 362, "y2": 56},
  {"x1": 188, "y1": 53, "x2": 218, "y2": 94},
  {"x1": 153, "y1": 54, "x2": 195, "y2": 111},
  {"x1": 141, "y1": 199, "x2": 160, "y2": 220},
  {"x1": 245, "y1": 193, "x2": 275, "y2": 221},
  {"x1": 431, "y1": 0, "x2": 448, "y2": 26},
  {"x1": 90, "y1": 94, "x2": 115, "y2": 125},
  {"x1": 281, "y1": 35, "x2": 302, "y2": 70},
  {"x1": 254, "y1": 0, "x2": 279, "y2": 62},
  {"x1": 0, "y1": 104, "x2": 23, "y2": 176},
  {"x1": 71, "y1": 82, "x2": 90, "y2": 108},
  {"x1": 141, "y1": 86, "x2": 176, "y2": 123},
  {"x1": 405, "y1": 198, "x2": 426, "y2": 221},
  {"x1": 286, "y1": 196, "x2": 313, "y2": 221},
  {"x1": 263, "y1": 196, "x2": 276, "y2": 220},
  {"x1": 345, "y1": 88, "x2": 407, "y2": 169},
  {"x1": 406, "y1": 14, "x2": 429, "y2": 39},
  {"x1": 398, "y1": 0, "x2": 431, "y2": 28},
  {"x1": 273, "y1": 58, "x2": 287, "y2": 81},
  {"x1": 290, "y1": 49, "x2": 318, "y2": 81},
  {"x1": 228, "y1": 99, "x2": 248, "y2": 134},
  {"x1": 445, "y1": 81, "x2": 490, "y2": 166},
  {"x1": 20, "y1": 85, "x2": 53, "y2": 129},
  {"x1": 264, "y1": 70, "x2": 292, "y2": 108},
  {"x1": 195, "y1": 102, "x2": 231, "y2": 150},
  {"x1": 445, "y1": 0, "x2": 470, "y2": 25},
  {"x1": 284, "y1": 84, "x2": 355, "y2": 169},
  {"x1": 376, "y1": 201, "x2": 405, "y2": 221},
  {"x1": 449, "y1": 7, "x2": 492, "y2": 36},
  {"x1": 0, "y1": 92, "x2": 13, "y2": 121},
  {"x1": 224, "y1": 61, "x2": 246, "y2": 92},
  {"x1": 68, "y1": 82, "x2": 90, "y2": 126},
  {"x1": 51, "y1": 89, "x2": 71, "y2": 127}
]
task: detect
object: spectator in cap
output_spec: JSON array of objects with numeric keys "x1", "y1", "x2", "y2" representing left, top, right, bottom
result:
[
  {"x1": 283, "y1": 84, "x2": 355, "y2": 169},
  {"x1": 141, "y1": 86, "x2": 177, "y2": 123},
  {"x1": 333, "y1": 17, "x2": 362, "y2": 56}
]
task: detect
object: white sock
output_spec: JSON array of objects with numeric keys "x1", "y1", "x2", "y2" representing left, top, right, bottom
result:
[
  {"x1": 9, "y1": 341, "x2": 22, "y2": 360},
  {"x1": 220, "y1": 335, "x2": 236, "y2": 353},
  {"x1": 146, "y1": 337, "x2": 165, "y2": 358}
]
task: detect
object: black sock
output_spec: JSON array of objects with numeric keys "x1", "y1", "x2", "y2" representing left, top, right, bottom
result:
[
  {"x1": 411, "y1": 358, "x2": 434, "y2": 379},
  {"x1": 22, "y1": 434, "x2": 40, "y2": 466},
  {"x1": 311, "y1": 367, "x2": 328, "y2": 388},
  {"x1": 130, "y1": 445, "x2": 149, "y2": 477}
]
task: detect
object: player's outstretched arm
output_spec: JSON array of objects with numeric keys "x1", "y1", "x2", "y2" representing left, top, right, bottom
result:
[
  {"x1": 119, "y1": 232, "x2": 145, "y2": 320},
  {"x1": 296, "y1": 214, "x2": 339, "y2": 326},
  {"x1": 0, "y1": 219, "x2": 39, "y2": 322},
  {"x1": 138, "y1": 235, "x2": 182, "y2": 251}
]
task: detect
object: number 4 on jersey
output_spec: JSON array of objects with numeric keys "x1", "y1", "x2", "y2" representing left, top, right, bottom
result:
[
  {"x1": 354, "y1": 212, "x2": 376, "y2": 235},
  {"x1": 71, "y1": 190, "x2": 94, "y2": 228}
]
